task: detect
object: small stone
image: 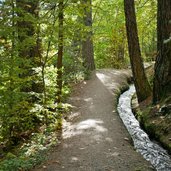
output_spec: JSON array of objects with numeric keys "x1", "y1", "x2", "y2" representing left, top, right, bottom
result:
[
  {"x1": 43, "y1": 166, "x2": 47, "y2": 169},
  {"x1": 169, "y1": 138, "x2": 171, "y2": 141},
  {"x1": 124, "y1": 137, "x2": 129, "y2": 141}
]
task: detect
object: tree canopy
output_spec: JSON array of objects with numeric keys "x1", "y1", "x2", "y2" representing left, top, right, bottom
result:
[{"x1": 2, "y1": 0, "x2": 171, "y2": 170}]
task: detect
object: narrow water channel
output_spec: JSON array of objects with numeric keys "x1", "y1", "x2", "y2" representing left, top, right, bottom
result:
[{"x1": 117, "y1": 85, "x2": 171, "y2": 171}]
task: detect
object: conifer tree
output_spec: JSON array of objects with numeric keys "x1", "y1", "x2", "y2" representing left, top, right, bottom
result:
[
  {"x1": 57, "y1": 0, "x2": 64, "y2": 103},
  {"x1": 16, "y1": 0, "x2": 42, "y2": 98},
  {"x1": 153, "y1": 0, "x2": 171, "y2": 103},
  {"x1": 82, "y1": 0, "x2": 95, "y2": 71},
  {"x1": 124, "y1": 0, "x2": 151, "y2": 102}
]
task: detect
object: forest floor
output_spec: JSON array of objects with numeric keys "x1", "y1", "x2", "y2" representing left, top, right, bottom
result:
[{"x1": 33, "y1": 69, "x2": 154, "y2": 171}]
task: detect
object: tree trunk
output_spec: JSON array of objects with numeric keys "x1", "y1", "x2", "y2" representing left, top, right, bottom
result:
[
  {"x1": 82, "y1": 0, "x2": 95, "y2": 71},
  {"x1": 17, "y1": 0, "x2": 41, "y2": 64},
  {"x1": 16, "y1": 0, "x2": 42, "y2": 96},
  {"x1": 153, "y1": 0, "x2": 171, "y2": 103},
  {"x1": 124, "y1": 0, "x2": 151, "y2": 103},
  {"x1": 56, "y1": 0, "x2": 64, "y2": 104}
]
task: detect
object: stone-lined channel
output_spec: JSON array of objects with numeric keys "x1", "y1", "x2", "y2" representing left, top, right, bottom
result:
[{"x1": 117, "y1": 85, "x2": 171, "y2": 171}]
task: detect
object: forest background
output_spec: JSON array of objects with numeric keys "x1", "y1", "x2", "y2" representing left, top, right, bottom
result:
[{"x1": 0, "y1": 0, "x2": 165, "y2": 170}]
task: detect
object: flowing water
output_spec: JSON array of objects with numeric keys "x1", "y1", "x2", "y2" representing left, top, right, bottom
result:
[{"x1": 117, "y1": 85, "x2": 171, "y2": 171}]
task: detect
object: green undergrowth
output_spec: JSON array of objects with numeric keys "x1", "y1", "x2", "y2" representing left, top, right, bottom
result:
[
  {"x1": 0, "y1": 69, "x2": 89, "y2": 171},
  {"x1": 0, "y1": 125, "x2": 59, "y2": 171},
  {"x1": 132, "y1": 64, "x2": 171, "y2": 154},
  {"x1": 0, "y1": 102, "x2": 73, "y2": 171},
  {"x1": 134, "y1": 102, "x2": 171, "y2": 154}
]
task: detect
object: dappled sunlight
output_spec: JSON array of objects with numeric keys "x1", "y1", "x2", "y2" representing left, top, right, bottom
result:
[
  {"x1": 63, "y1": 119, "x2": 107, "y2": 139},
  {"x1": 96, "y1": 72, "x2": 120, "y2": 93},
  {"x1": 84, "y1": 97, "x2": 93, "y2": 102},
  {"x1": 71, "y1": 157, "x2": 79, "y2": 162},
  {"x1": 68, "y1": 111, "x2": 81, "y2": 121},
  {"x1": 105, "y1": 137, "x2": 113, "y2": 143},
  {"x1": 96, "y1": 72, "x2": 110, "y2": 83},
  {"x1": 77, "y1": 119, "x2": 106, "y2": 132},
  {"x1": 69, "y1": 97, "x2": 82, "y2": 101},
  {"x1": 96, "y1": 69, "x2": 131, "y2": 95}
]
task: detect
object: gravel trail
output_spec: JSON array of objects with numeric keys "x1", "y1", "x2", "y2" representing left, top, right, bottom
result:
[{"x1": 34, "y1": 69, "x2": 154, "y2": 171}]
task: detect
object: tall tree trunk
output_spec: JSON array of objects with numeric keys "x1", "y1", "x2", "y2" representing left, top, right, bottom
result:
[
  {"x1": 16, "y1": 0, "x2": 42, "y2": 96},
  {"x1": 124, "y1": 0, "x2": 151, "y2": 103},
  {"x1": 153, "y1": 0, "x2": 171, "y2": 103},
  {"x1": 82, "y1": 0, "x2": 95, "y2": 71},
  {"x1": 9, "y1": 0, "x2": 15, "y2": 109},
  {"x1": 56, "y1": 0, "x2": 64, "y2": 104}
]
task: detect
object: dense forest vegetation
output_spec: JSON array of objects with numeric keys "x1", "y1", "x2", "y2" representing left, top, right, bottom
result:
[{"x1": 0, "y1": 0, "x2": 170, "y2": 170}]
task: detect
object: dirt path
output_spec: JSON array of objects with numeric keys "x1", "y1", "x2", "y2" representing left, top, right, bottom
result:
[{"x1": 34, "y1": 69, "x2": 154, "y2": 171}]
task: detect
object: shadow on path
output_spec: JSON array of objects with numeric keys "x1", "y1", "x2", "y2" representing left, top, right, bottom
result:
[{"x1": 34, "y1": 69, "x2": 154, "y2": 171}]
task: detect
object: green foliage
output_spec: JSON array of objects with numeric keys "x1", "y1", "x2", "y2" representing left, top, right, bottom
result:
[
  {"x1": 0, "y1": 127, "x2": 58, "y2": 171},
  {"x1": 136, "y1": 0, "x2": 157, "y2": 61},
  {"x1": 0, "y1": 0, "x2": 158, "y2": 168},
  {"x1": 93, "y1": 0, "x2": 129, "y2": 69},
  {"x1": 0, "y1": 101, "x2": 38, "y2": 143},
  {"x1": 0, "y1": 154, "x2": 44, "y2": 171},
  {"x1": 63, "y1": 52, "x2": 85, "y2": 83},
  {"x1": 93, "y1": 0, "x2": 157, "y2": 68}
]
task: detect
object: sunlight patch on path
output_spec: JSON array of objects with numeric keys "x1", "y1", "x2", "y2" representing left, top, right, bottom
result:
[
  {"x1": 63, "y1": 119, "x2": 107, "y2": 139},
  {"x1": 96, "y1": 70, "x2": 128, "y2": 93}
]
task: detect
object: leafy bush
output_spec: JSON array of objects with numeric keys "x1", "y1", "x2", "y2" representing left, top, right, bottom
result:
[{"x1": 0, "y1": 126, "x2": 58, "y2": 171}]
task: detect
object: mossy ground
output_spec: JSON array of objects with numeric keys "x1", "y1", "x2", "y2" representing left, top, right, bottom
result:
[
  {"x1": 136, "y1": 102, "x2": 171, "y2": 154},
  {"x1": 132, "y1": 64, "x2": 171, "y2": 154}
]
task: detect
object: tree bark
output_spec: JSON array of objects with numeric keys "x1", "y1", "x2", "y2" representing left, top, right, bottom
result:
[
  {"x1": 82, "y1": 0, "x2": 95, "y2": 71},
  {"x1": 124, "y1": 0, "x2": 151, "y2": 103},
  {"x1": 17, "y1": 0, "x2": 41, "y2": 64},
  {"x1": 153, "y1": 0, "x2": 171, "y2": 103},
  {"x1": 56, "y1": 0, "x2": 64, "y2": 104},
  {"x1": 16, "y1": 0, "x2": 42, "y2": 95}
]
